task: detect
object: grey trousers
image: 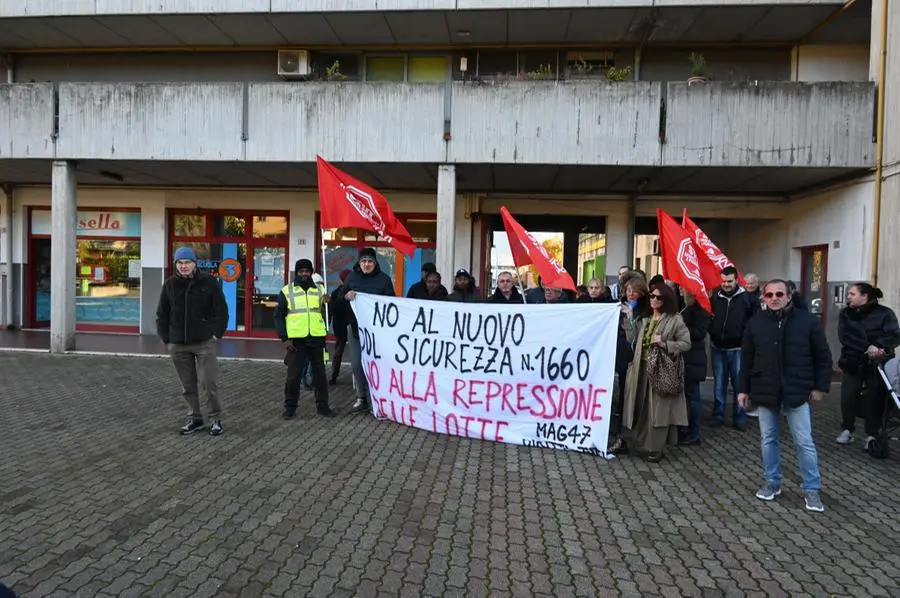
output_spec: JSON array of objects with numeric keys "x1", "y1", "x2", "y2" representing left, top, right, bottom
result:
[
  {"x1": 348, "y1": 325, "x2": 369, "y2": 400},
  {"x1": 168, "y1": 338, "x2": 222, "y2": 420}
]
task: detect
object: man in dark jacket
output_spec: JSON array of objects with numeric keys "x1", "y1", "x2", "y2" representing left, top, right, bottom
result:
[
  {"x1": 487, "y1": 271, "x2": 524, "y2": 304},
  {"x1": 156, "y1": 247, "x2": 229, "y2": 436},
  {"x1": 274, "y1": 258, "x2": 334, "y2": 419},
  {"x1": 328, "y1": 269, "x2": 352, "y2": 384},
  {"x1": 448, "y1": 268, "x2": 480, "y2": 303},
  {"x1": 738, "y1": 279, "x2": 831, "y2": 513},
  {"x1": 339, "y1": 248, "x2": 395, "y2": 414},
  {"x1": 709, "y1": 265, "x2": 759, "y2": 430},
  {"x1": 406, "y1": 262, "x2": 447, "y2": 299},
  {"x1": 408, "y1": 271, "x2": 448, "y2": 301},
  {"x1": 678, "y1": 291, "x2": 711, "y2": 445}
]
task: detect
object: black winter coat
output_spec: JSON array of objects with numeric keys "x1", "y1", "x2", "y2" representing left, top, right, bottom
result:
[
  {"x1": 487, "y1": 287, "x2": 524, "y2": 304},
  {"x1": 448, "y1": 281, "x2": 480, "y2": 303},
  {"x1": 709, "y1": 288, "x2": 758, "y2": 349},
  {"x1": 577, "y1": 295, "x2": 615, "y2": 304},
  {"x1": 329, "y1": 286, "x2": 351, "y2": 339},
  {"x1": 156, "y1": 272, "x2": 228, "y2": 344},
  {"x1": 738, "y1": 307, "x2": 833, "y2": 409},
  {"x1": 838, "y1": 301, "x2": 900, "y2": 374},
  {"x1": 337, "y1": 262, "x2": 395, "y2": 337},
  {"x1": 680, "y1": 303, "x2": 711, "y2": 383},
  {"x1": 407, "y1": 283, "x2": 449, "y2": 301}
]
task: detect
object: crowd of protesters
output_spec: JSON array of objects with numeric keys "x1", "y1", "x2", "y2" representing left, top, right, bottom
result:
[{"x1": 158, "y1": 246, "x2": 899, "y2": 514}]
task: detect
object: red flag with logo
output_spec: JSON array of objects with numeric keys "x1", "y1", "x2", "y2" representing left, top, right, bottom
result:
[
  {"x1": 681, "y1": 209, "x2": 745, "y2": 289},
  {"x1": 500, "y1": 206, "x2": 576, "y2": 292},
  {"x1": 317, "y1": 156, "x2": 416, "y2": 256},
  {"x1": 657, "y1": 209, "x2": 712, "y2": 313}
]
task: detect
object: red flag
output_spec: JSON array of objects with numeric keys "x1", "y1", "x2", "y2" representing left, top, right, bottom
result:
[
  {"x1": 681, "y1": 209, "x2": 745, "y2": 289},
  {"x1": 316, "y1": 156, "x2": 416, "y2": 256},
  {"x1": 657, "y1": 209, "x2": 712, "y2": 313},
  {"x1": 500, "y1": 206, "x2": 576, "y2": 292}
]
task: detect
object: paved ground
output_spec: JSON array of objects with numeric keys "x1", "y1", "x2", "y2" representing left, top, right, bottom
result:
[{"x1": 1, "y1": 353, "x2": 899, "y2": 598}]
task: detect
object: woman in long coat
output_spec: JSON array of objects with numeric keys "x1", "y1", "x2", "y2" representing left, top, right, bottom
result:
[{"x1": 621, "y1": 283, "x2": 691, "y2": 462}]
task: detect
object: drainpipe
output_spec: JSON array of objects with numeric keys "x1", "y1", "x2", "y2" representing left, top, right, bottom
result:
[
  {"x1": 1, "y1": 185, "x2": 13, "y2": 329},
  {"x1": 871, "y1": 0, "x2": 888, "y2": 286}
]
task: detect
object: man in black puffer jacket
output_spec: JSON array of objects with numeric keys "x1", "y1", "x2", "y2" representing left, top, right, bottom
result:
[
  {"x1": 156, "y1": 247, "x2": 229, "y2": 436},
  {"x1": 338, "y1": 247, "x2": 395, "y2": 414},
  {"x1": 737, "y1": 279, "x2": 832, "y2": 513}
]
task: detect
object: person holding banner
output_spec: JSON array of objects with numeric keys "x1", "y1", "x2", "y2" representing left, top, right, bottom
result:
[
  {"x1": 339, "y1": 248, "x2": 396, "y2": 414},
  {"x1": 620, "y1": 283, "x2": 691, "y2": 462},
  {"x1": 487, "y1": 271, "x2": 524, "y2": 304},
  {"x1": 274, "y1": 259, "x2": 334, "y2": 419},
  {"x1": 447, "y1": 268, "x2": 480, "y2": 303}
]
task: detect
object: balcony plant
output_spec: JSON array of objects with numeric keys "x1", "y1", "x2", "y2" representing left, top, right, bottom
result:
[
  {"x1": 522, "y1": 64, "x2": 554, "y2": 81},
  {"x1": 688, "y1": 52, "x2": 708, "y2": 85},
  {"x1": 323, "y1": 60, "x2": 346, "y2": 82},
  {"x1": 606, "y1": 66, "x2": 632, "y2": 83}
]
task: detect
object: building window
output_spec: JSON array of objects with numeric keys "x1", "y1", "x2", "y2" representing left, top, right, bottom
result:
[
  {"x1": 366, "y1": 56, "x2": 406, "y2": 81},
  {"x1": 408, "y1": 56, "x2": 446, "y2": 82},
  {"x1": 565, "y1": 51, "x2": 615, "y2": 79}
]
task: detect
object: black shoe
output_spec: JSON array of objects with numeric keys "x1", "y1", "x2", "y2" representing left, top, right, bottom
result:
[
  {"x1": 210, "y1": 420, "x2": 223, "y2": 436},
  {"x1": 349, "y1": 398, "x2": 369, "y2": 414},
  {"x1": 317, "y1": 406, "x2": 336, "y2": 418},
  {"x1": 303, "y1": 384, "x2": 313, "y2": 391},
  {"x1": 678, "y1": 436, "x2": 701, "y2": 446},
  {"x1": 180, "y1": 419, "x2": 204, "y2": 435},
  {"x1": 645, "y1": 452, "x2": 664, "y2": 463},
  {"x1": 733, "y1": 422, "x2": 748, "y2": 432},
  {"x1": 329, "y1": 378, "x2": 338, "y2": 386},
  {"x1": 282, "y1": 409, "x2": 296, "y2": 420}
]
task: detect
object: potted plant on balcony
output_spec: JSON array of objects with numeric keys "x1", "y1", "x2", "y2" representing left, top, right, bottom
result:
[
  {"x1": 687, "y1": 52, "x2": 708, "y2": 85},
  {"x1": 606, "y1": 66, "x2": 632, "y2": 83}
]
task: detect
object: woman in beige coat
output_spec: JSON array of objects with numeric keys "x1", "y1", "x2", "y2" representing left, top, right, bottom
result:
[{"x1": 620, "y1": 283, "x2": 691, "y2": 462}]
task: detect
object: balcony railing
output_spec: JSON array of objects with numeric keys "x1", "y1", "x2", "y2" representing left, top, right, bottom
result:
[{"x1": 1, "y1": 80, "x2": 876, "y2": 169}]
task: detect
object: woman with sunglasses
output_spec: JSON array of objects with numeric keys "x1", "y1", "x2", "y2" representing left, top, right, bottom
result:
[
  {"x1": 618, "y1": 283, "x2": 691, "y2": 462},
  {"x1": 836, "y1": 282, "x2": 900, "y2": 448}
]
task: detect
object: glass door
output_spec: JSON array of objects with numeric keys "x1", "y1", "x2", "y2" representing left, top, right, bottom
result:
[
  {"x1": 31, "y1": 238, "x2": 51, "y2": 327},
  {"x1": 801, "y1": 245, "x2": 828, "y2": 320},
  {"x1": 249, "y1": 245, "x2": 287, "y2": 334}
]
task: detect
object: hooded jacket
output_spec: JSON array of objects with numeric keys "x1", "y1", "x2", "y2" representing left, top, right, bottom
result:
[
  {"x1": 338, "y1": 260, "x2": 395, "y2": 337},
  {"x1": 838, "y1": 301, "x2": 900, "y2": 374}
]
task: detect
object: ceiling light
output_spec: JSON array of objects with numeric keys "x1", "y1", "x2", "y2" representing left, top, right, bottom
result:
[{"x1": 455, "y1": 30, "x2": 472, "y2": 37}]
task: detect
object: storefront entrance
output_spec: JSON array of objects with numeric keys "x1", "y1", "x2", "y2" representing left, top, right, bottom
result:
[
  {"x1": 28, "y1": 208, "x2": 142, "y2": 332},
  {"x1": 169, "y1": 210, "x2": 290, "y2": 338}
]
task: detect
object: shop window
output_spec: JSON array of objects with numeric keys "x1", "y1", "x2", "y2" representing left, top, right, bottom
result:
[
  {"x1": 75, "y1": 239, "x2": 142, "y2": 328},
  {"x1": 213, "y1": 215, "x2": 246, "y2": 238},
  {"x1": 408, "y1": 56, "x2": 446, "y2": 82},
  {"x1": 405, "y1": 218, "x2": 437, "y2": 243},
  {"x1": 174, "y1": 214, "x2": 206, "y2": 237},
  {"x1": 366, "y1": 56, "x2": 405, "y2": 81},
  {"x1": 252, "y1": 215, "x2": 288, "y2": 239},
  {"x1": 324, "y1": 228, "x2": 359, "y2": 242}
]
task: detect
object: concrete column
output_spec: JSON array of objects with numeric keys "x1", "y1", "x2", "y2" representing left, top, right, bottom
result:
[
  {"x1": 436, "y1": 165, "x2": 457, "y2": 282},
  {"x1": 625, "y1": 197, "x2": 636, "y2": 267},
  {"x1": 1, "y1": 186, "x2": 13, "y2": 329},
  {"x1": 50, "y1": 161, "x2": 77, "y2": 353}
]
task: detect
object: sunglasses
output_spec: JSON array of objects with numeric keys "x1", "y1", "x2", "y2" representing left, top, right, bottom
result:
[
  {"x1": 650, "y1": 294, "x2": 663, "y2": 300},
  {"x1": 764, "y1": 291, "x2": 786, "y2": 298}
]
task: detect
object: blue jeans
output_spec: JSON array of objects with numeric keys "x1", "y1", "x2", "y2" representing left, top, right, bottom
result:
[
  {"x1": 757, "y1": 403, "x2": 821, "y2": 491},
  {"x1": 712, "y1": 347, "x2": 747, "y2": 425},
  {"x1": 679, "y1": 379, "x2": 702, "y2": 439}
]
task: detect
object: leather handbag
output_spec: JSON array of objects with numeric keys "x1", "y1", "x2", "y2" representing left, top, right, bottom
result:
[{"x1": 647, "y1": 344, "x2": 684, "y2": 396}]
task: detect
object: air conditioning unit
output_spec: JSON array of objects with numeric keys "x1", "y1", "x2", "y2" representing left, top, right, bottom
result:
[{"x1": 277, "y1": 49, "x2": 311, "y2": 79}]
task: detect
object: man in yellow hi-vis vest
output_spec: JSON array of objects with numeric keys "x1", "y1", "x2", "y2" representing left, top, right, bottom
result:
[{"x1": 273, "y1": 258, "x2": 335, "y2": 419}]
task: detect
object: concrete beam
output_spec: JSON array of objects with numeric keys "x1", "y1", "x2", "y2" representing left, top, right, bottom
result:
[
  {"x1": 50, "y1": 160, "x2": 76, "y2": 353},
  {"x1": 436, "y1": 165, "x2": 457, "y2": 284}
]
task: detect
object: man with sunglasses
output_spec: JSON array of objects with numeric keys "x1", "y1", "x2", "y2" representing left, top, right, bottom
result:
[{"x1": 737, "y1": 279, "x2": 832, "y2": 512}]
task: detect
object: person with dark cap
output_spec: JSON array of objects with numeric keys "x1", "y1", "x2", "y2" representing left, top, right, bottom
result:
[
  {"x1": 448, "y1": 267, "x2": 480, "y2": 303},
  {"x1": 156, "y1": 246, "x2": 229, "y2": 436},
  {"x1": 339, "y1": 248, "x2": 396, "y2": 414},
  {"x1": 407, "y1": 262, "x2": 448, "y2": 300},
  {"x1": 274, "y1": 258, "x2": 335, "y2": 419},
  {"x1": 328, "y1": 269, "x2": 352, "y2": 384}
]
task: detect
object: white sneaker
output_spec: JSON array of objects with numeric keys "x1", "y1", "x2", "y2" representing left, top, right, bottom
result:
[
  {"x1": 864, "y1": 436, "x2": 876, "y2": 451},
  {"x1": 836, "y1": 429, "x2": 854, "y2": 444},
  {"x1": 747, "y1": 410, "x2": 759, "y2": 418}
]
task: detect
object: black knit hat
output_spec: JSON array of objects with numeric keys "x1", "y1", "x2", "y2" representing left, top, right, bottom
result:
[
  {"x1": 294, "y1": 258, "x2": 313, "y2": 272},
  {"x1": 359, "y1": 247, "x2": 377, "y2": 262}
]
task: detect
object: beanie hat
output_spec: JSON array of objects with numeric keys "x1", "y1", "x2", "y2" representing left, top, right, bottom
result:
[
  {"x1": 422, "y1": 262, "x2": 437, "y2": 274},
  {"x1": 454, "y1": 267, "x2": 471, "y2": 278},
  {"x1": 295, "y1": 258, "x2": 313, "y2": 272},
  {"x1": 339, "y1": 269, "x2": 351, "y2": 282},
  {"x1": 359, "y1": 247, "x2": 377, "y2": 262},
  {"x1": 173, "y1": 247, "x2": 197, "y2": 263}
]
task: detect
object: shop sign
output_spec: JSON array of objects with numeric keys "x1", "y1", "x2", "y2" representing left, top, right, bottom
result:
[{"x1": 31, "y1": 210, "x2": 141, "y2": 238}]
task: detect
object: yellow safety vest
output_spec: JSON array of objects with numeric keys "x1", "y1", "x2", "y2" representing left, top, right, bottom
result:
[{"x1": 282, "y1": 284, "x2": 327, "y2": 339}]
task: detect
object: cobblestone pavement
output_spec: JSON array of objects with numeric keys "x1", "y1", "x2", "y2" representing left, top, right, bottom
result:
[{"x1": 1, "y1": 352, "x2": 899, "y2": 598}]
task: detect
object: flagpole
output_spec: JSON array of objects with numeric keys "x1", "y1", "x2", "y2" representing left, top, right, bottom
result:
[{"x1": 320, "y1": 229, "x2": 330, "y2": 327}]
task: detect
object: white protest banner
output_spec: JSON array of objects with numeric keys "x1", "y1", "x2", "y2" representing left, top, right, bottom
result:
[{"x1": 351, "y1": 295, "x2": 620, "y2": 457}]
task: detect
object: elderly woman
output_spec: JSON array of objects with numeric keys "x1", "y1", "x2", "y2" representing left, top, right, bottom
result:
[{"x1": 619, "y1": 283, "x2": 691, "y2": 462}]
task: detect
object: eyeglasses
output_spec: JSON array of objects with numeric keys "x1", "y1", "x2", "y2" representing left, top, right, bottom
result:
[{"x1": 764, "y1": 291, "x2": 786, "y2": 298}]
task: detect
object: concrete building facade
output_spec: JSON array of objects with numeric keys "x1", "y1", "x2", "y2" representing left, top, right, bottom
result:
[{"x1": 0, "y1": 0, "x2": 891, "y2": 362}]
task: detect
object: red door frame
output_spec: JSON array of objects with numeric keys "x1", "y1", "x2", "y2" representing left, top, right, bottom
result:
[
  {"x1": 314, "y1": 211, "x2": 437, "y2": 297},
  {"x1": 799, "y1": 244, "x2": 829, "y2": 323},
  {"x1": 168, "y1": 208, "x2": 290, "y2": 338},
  {"x1": 26, "y1": 206, "x2": 142, "y2": 333}
]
